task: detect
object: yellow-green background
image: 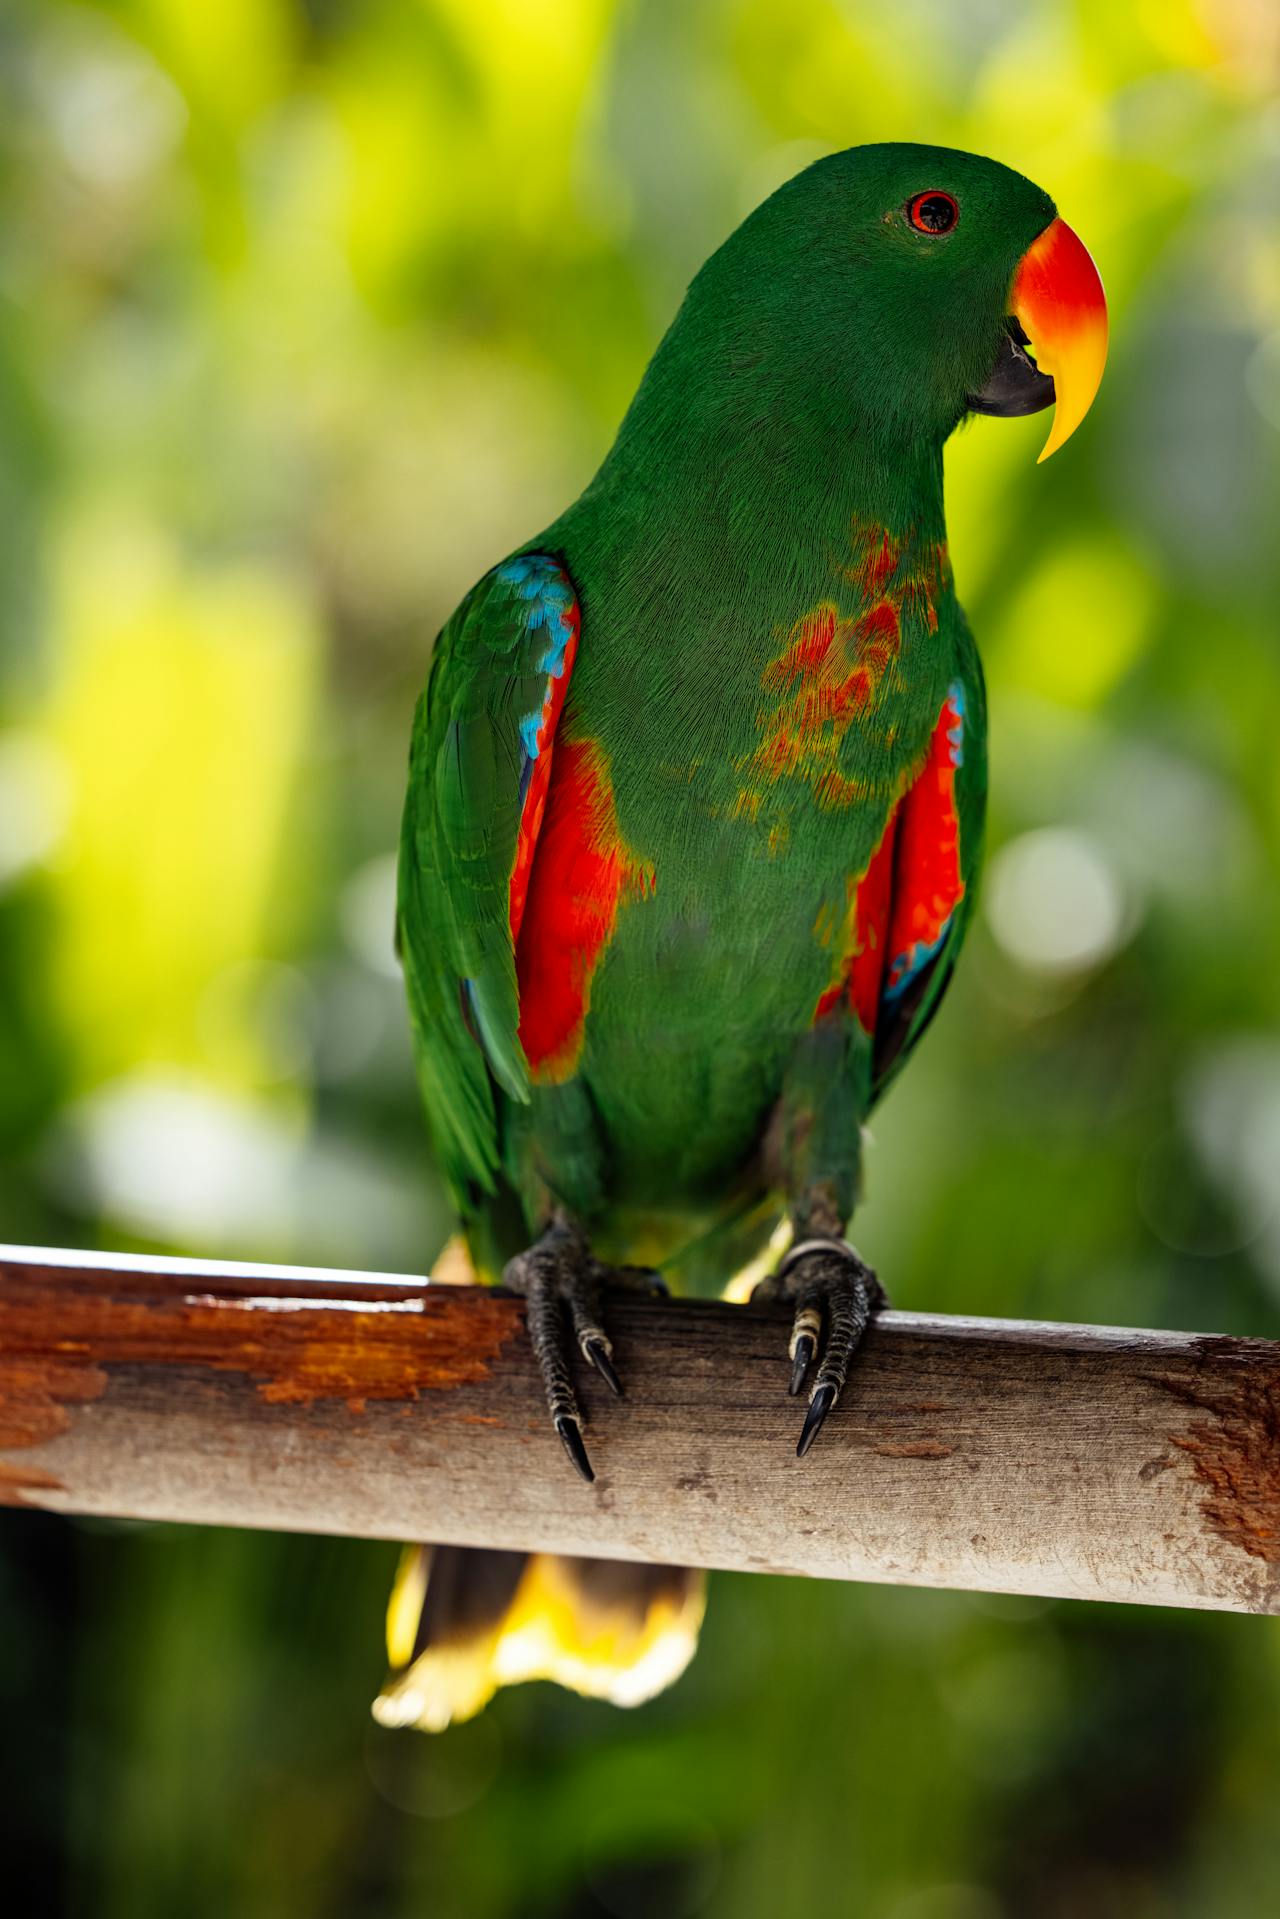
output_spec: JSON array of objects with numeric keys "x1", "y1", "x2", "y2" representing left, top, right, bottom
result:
[{"x1": 2, "y1": 1, "x2": 1279, "y2": 1913}]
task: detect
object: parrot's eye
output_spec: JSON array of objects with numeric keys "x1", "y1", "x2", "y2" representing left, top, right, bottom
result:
[{"x1": 908, "y1": 191, "x2": 959, "y2": 234}]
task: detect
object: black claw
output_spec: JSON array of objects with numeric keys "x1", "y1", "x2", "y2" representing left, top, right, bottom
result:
[
  {"x1": 789, "y1": 1333, "x2": 816, "y2": 1397},
  {"x1": 556, "y1": 1415, "x2": 595, "y2": 1482},
  {"x1": 584, "y1": 1336, "x2": 623, "y2": 1397},
  {"x1": 796, "y1": 1382, "x2": 837, "y2": 1459}
]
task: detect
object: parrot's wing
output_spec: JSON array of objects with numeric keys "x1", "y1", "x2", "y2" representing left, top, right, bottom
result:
[
  {"x1": 398, "y1": 553, "x2": 580, "y2": 1203},
  {"x1": 870, "y1": 659, "x2": 987, "y2": 1103}
]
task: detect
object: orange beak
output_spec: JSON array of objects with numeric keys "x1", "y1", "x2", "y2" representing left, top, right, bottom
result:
[{"x1": 1010, "y1": 217, "x2": 1109, "y2": 461}]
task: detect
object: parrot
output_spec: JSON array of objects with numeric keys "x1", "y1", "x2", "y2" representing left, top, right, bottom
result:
[{"x1": 374, "y1": 142, "x2": 1108, "y2": 1733}]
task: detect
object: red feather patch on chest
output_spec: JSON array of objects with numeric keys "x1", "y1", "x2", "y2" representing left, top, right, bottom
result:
[
  {"x1": 516, "y1": 736, "x2": 655, "y2": 1083},
  {"x1": 743, "y1": 522, "x2": 950, "y2": 813},
  {"x1": 813, "y1": 682, "x2": 966, "y2": 1033}
]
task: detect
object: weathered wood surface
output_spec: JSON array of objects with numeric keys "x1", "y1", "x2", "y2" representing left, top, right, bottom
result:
[{"x1": 2, "y1": 1243, "x2": 1278, "y2": 1612}]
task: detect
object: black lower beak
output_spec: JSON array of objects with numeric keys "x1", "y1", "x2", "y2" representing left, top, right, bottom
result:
[{"x1": 967, "y1": 323, "x2": 1056, "y2": 418}]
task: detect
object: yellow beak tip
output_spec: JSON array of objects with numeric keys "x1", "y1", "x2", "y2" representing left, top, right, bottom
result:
[{"x1": 1009, "y1": 216, "x2": 1109, "y2": 467}]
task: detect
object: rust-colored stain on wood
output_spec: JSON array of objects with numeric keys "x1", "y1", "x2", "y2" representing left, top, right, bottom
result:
[
  {"x1": 1161, "y1": 1340, "x2": 1280, "y2": 1587},
  {"x1": 0, "y1": 1352, "x2": 108, "y2": 1452},
  {"x1": 0, "y1": 1261, "x2": 521, "y2": 1453}
]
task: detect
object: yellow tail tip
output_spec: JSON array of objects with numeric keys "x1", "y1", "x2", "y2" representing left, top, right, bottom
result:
[{"x1": 374, "y1": 1549, "x2": 706, "y2": 1733}]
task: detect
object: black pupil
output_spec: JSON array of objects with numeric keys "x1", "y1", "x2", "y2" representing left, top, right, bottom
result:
[{"x1": 916, "y1": 194, "x2": 955, "y2": 232}]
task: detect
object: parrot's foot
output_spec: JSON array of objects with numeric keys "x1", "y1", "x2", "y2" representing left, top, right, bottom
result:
[
  {"x1": 503, "y1": 1216, "x2": 664, "y2": 1484},
  {"x1": 754, "y1": 1237, "x2": 885, "y2": 1458}
]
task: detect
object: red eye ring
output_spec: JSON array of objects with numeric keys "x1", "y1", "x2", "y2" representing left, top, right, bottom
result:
[{"x1": 908, "y1": 190, "x2": 959, "y2": 234}]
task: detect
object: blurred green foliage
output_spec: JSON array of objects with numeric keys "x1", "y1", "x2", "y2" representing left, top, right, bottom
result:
[{"x1": 2, "y1": 1, "x2": 1279, "y2": 1914}]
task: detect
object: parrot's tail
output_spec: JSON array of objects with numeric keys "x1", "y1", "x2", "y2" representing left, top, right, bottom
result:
[{"x1": 371, "y1": 1544, "x2": 706, "y2": 1732}]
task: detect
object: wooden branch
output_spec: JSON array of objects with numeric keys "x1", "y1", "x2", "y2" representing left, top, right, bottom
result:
[{"x1": 2, "y1": 1243, "x2": 1278, "y2": 1613}]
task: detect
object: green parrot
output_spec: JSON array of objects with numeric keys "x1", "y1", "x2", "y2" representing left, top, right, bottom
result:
[{"x1": 375, "y1": 142, "x2": 1108, "y2": 1732}]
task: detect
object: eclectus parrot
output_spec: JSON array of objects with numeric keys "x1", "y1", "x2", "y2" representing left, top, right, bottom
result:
[{"x1": 376, "y1": 144, "x2": 1107, "y2": 1732}]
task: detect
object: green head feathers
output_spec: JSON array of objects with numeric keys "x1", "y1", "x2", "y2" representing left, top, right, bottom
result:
[{"x1": 607, "y1": 142, "x2": 1104, "y2": 486}]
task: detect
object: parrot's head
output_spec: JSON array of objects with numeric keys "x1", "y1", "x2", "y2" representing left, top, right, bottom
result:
[{"x1": 689, "y1": 141, "x2": 1107, "y2": 464}]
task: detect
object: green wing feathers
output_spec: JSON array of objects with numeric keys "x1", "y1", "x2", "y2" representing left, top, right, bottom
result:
[{"x1": 397, "y1": 555, "x2": 580, "y2": 1207}]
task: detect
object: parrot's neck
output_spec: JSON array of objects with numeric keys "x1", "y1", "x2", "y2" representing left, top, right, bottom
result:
[{"x1": 589, "y1": 347, "x2": 951, "y2": 611}]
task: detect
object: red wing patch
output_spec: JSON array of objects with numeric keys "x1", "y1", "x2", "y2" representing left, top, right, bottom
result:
[
  {"x1": 813, "y1": 810, "x2": 899, "y2": 1031},
  {"x1": 509, "y1": 598, "x2": 579, "y2": 946},
  {"x1": 883, "y1": 682, "x2": 966, "y2": 1001},
  {"x1": 516, "y1": 736, "x2": 655, "y2": 1083},
  {"x1": 812, "y1": 680, "x2": 966, "y2": 1034}
]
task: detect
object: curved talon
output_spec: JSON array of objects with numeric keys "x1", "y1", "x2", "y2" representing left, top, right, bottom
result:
[
  {"x1": 503, "y1": 1222, "x2": 639, "y2": 1478},
  {"x1": 796, "y1": 1382, "x2": 837, "y2": 1458},
  {"x1": 789, "y1": 1333, "x2": 816, "y2": 1396},
  {"x1": 771, "y1": 1236, "x2": 884, "y2": 1459},
  {"x1": 584, "y1": 1335, "x2": 623, "y2": 1397},
  {"x1": 556, "y1": 1414, "x2": 594, "y2": 1483}
]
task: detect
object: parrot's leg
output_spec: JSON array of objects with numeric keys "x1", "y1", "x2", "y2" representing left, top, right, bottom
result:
[
  {"x1": 503, "y1": 1211, "x2": 663, "y2": 1484},
  {"x1": 756, "y1": 1227, "x2": 885, "y2": 1456},
  {"x1": 758, "y1": 1006, "x2": 887, "y2": 1456}
]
